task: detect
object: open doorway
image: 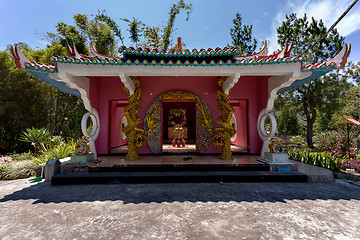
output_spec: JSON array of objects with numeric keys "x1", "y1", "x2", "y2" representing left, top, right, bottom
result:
[{"x1": 162, "y1": 101, "x2": 197, "y2": 153}]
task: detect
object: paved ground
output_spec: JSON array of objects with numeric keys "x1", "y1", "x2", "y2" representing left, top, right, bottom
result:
[{"x1": 1, "y1": 179, "x2": 360, "y2": 240}]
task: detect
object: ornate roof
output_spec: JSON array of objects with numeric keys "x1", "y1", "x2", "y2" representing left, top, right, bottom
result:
[
  {"x1": 11, "y1": 41, "x2": 351, "y2": 95},
  {"x1": 119, "y1": 45, "x2": 240, "y2": 57},
  {"x1": 48, "y1": 41, "x2": 309, "y2": 68}
]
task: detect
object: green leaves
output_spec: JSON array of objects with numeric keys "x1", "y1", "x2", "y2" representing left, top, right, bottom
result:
[
  {"x1": 121, "y1": 17, "x2": 144, "y2": 47},
  {"x1": 287, "y1": 148, "x2": 343, "y2": 172},
  {"x1": 275, "y1": 13, "x2": 346, "y2": 148},
  {"x1": 161, "y1": 0, "x2": 192, "y2": 50},
  {"x1": 20, "y1": 127, "x2": 50, "y2": 154},
  {"x1": 229, "y1": 13, "x2": 257, "y2": 55}
]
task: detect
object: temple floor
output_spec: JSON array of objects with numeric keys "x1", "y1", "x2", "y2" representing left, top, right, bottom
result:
[
  {"x1": 110, "y1": 144, "x2": 248, "y2": 154},
  {"x1": 88, "y1": 154, "x2": 261, "y2": 168}
]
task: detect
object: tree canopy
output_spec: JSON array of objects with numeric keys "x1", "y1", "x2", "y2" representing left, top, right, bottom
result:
[
  {"x1": 275, "y1": 13, "x2": 346, "y2": 148},
  {"x1": 229, "y1": 13, "x2": 258, "y2": 55}
]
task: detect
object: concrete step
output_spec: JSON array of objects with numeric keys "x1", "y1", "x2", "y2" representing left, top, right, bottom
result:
[
  {"x1": 51, "y1": 171, "x2": 308, "y2": 185},
  {"x1": 87, "y1": 164, "x2": 270, "y2": 173}
]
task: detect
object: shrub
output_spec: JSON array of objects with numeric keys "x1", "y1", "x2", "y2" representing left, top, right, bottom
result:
[
  {"x1": 286, "y1": 148, "x2": 343, "y2": 172},
  {"x1": 9, "y1": 152, "x2": 35, "y2": 162},
  {"x1": 289, "y1": 135, "x2": 306, "y2": 148},
  {"x1": 314, "y1": 130, "x2": 339, "y2": 152},
  {"x1": 35, "y1": 140, "x2": 76, "y2": 164},
  {"x1": 20, "y1": 127, "x2": 50, "y2": 154},
  {"x1": 341, "y1": 159, "x2": 360, "y2": 173},
  {"x1": 0, "y1": 140, "x2": 76, "y2": 180},
  {"x1": 314, "y1": 130, "x2": 357, "y2": 160},
  {"x1": 0, "y1": 160, "x2": 38, "y2": 180}
]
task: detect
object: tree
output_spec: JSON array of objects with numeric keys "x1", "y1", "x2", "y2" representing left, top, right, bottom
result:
[
  {"x1": 332, "y1": 62, "x2": 360, "y2": 121},
  {"x1": 229, "y1": 13, "x2": 257, "y2": 55},
  {"x1": 0, "y1": 46, "x2": 86, "y2": 152},
  {"x1": 276, "y1": 13, "x2": 345, "y2": 148},
  {"x1": 161, "y1": 0, "x2": 192, "y2": 50},
  {"x1": 137, "y1": 0, "x2": 192, "y2": 49},
  {"x1": 47, "y1": 12, "x2": 121, "y2": 56},
  {"x1": 121, "y1": 17, "x2": 144, "y2": 47}
]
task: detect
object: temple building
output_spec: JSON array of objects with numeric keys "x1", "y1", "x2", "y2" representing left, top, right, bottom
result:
[{"x1": 11, "y1": 39, "x2": 351, "y2": 162}]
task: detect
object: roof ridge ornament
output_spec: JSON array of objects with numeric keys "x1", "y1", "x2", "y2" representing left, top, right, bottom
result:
[
  {"x1": 90, "y1": 41, "x2": 114, "y2": 58},
  {"x1": 235, "y1": 40, "x2": 269, "y2": 60},
  {"x1": 277, "y1": 42, "x2": 293, "y2": 58},
  {"x1": 66, "y1": 42, "x2": 82, "y2": 59},
  {"x1": 330, "y1": 43, "x2": 351, "y2": 68},
  {"x1": 11, "y1": 44, "x2": 30, "y2": 69}
]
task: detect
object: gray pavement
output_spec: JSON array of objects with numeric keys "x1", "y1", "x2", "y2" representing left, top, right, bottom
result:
[{"x1": 1, "y1": 179, "x2": 360, "y2": 240}]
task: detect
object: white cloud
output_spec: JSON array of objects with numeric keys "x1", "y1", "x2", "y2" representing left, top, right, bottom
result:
[{"x1": 266, "y1": 0, "x2": 360, "y2": 54}]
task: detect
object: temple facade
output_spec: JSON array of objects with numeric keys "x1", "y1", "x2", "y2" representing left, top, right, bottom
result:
[{"x1": 11, "y1": 39, "x2": 351, "y2": 161}]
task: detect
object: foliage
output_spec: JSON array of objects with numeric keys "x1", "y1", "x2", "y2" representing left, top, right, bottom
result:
[
  {"x1": 229, "y1": 13, "x2": 257, "y2": 55},
  {"x1": 0, "y1": 160, "x2": 38, "y2": 180},
  {"x1": 289, "y1": 135, "x2": 306, "y2": 147},
  {"x1": 121, "y1": 17, "x2": 144, "y2": 47},
  {"x1": 285, "y1": 148, "x2": 343, "y2": 172},
  {"x1": 20, "y1": 127, "x2": 50, "y2": 154},
  {"x1": 313, "y1": 130, "x2": 340, "y2": 151},
  {"x1": 95, "y1": 10, "x2": 125, "y2": 46},
  {"x1": 0, "y1": 140, "x2": 76, "y2": 180},
  {"x1": 314, "y1": 129, "x2": 357, "y2": 159},
  {"x1": 0, "y1": 48, "x2": 87, "y2": 152},
  {"x1": 341, "y1": 159, "x2": 360, "y2": 173},
  {"x1": 142, "y1": 26, "x2": 161, "y2": 49},
  {"x1": 47, "y1": 12, "x2": 119, "y2": 56},
  {"x1": 9, "y1": 152, "x2": 34, "y2": 162},
  {"x1": 275, "y1": 13, "x2": 346, "y2": 148},
  {"x1": 47, "y1": 1, "x2": 192, "y2": 52},
  {"x1": 50, "y1": 135, "x2": 64, "y2": 147},
  {"x1": 161, "y1": 0, "x2": 192, "y2": 50},
  {"x1": 35, "y1": 140, "x2": 76, "y2": 165},
  {"x1": 275, "y1": 107, "x2": 300, "y2": 135}
]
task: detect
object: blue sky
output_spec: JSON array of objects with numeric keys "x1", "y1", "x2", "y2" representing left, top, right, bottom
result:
[{"x1": 1, "y1": 0, "x2": 360, "y2": 62}]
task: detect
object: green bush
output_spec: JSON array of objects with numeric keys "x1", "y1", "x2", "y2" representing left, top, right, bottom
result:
[
  {"x1": 289, "y1": 135, "x2": 306, "y2": 148},
  {"x1": 1, "y1": 140, "x2": 76, "y2": 180},
  {"x1": 35, "y1": 140, "x2": 76, "y2": 164},
  {"x1": 286, "y1": 148, "x2": 343, "y2": 172},
  {"x1": 9, "y1": 152, "x2": 35, "y2": 162},
  {"x1": 0, "y1": 160, "x2": 38, "y2": 180},
  {"x1": 313, "y1": 130, "x2": 341, "y2": 152}
]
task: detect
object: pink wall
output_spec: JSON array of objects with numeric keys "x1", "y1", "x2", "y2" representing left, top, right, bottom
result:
[
  {"x1": 109, "y1": 100, "x2": 128, "y2": 150},
  {"x1": 230, "y1": 76, "x2": 268, "y2": 153},
  {"x1": 230, "y1": 100, "x2": 248, "y2": 149},
  {"x1": 89, "y1": 75, "x2": 268, "y2": 155}
]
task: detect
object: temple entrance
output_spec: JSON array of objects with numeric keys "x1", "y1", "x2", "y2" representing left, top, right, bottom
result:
[
  {"x1": 144, "y1": 90, "x2": 213, "y2": 154},
  {"x1": 162, "y1": 100, "x2": 197, "y2": 153}
]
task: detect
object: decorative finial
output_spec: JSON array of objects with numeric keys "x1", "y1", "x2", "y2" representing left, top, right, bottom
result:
[{"x1": 177, "y1": 37, "x2": 182, "y2": 51}]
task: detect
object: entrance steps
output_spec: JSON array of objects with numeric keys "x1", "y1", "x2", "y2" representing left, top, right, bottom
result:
[{"x1": 51, "y1": 165, "x2": 308, "y2": 185}]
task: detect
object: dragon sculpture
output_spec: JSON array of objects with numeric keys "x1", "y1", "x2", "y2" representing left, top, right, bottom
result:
[
  {"x1": 212, "y1": 77, "x2": 236, "y2": 160},
  {"x1": 123, "y1": 77, "x2": 147, "y2": 161}
]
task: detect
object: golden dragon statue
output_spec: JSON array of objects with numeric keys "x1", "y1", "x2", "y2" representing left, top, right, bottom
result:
[
  {"x1": 212, "y1": 77, "x2": 236, "y2": 160},
  {"x1": 123, "y1": 77, "x2": 147, "y2": 161}
]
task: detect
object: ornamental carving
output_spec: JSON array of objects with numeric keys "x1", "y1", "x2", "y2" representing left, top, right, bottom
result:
[
  {"x1": 212, "y1": 76, "x2": 236, "y2": 160},
  {"x1": 144, "y1": 90, "x2": 213, "y2": 154},
  {"x1": 161, "y1": 91, "x2": 196, "y2": 100},
  {"x1": 123, "y1": 76, "x2": 147, "y2": 161}
]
